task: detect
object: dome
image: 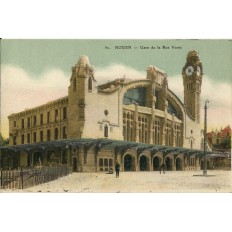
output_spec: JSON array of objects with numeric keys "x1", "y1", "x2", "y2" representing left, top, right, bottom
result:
[
  {"x1": 186, "y1": 50, "x2": 201, "y2": 65},
  {"x1": 187, "y1": 50, "x2": 199, "y2": 60}
]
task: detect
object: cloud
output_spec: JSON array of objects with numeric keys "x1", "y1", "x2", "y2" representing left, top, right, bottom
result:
[
  {"x1": 168, "y1": 74, "x2": 232, "y2": 130},
  {"x1": 1, "y1": 63, "x2": 231, "y2": 138},
  {"x1": 1, "y1": 65, "x2": 69, "y2": 137},
  {"x1": 95, "y1": 63, "x2": 145, "y2": 84}
]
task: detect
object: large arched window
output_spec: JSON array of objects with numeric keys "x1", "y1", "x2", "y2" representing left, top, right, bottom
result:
[
  {"x1": 123, "y1": 87, "x2": 146, "y2": 106},
  {"x1": 168, "y1": 101, "x2": 177, "y2": 116}
]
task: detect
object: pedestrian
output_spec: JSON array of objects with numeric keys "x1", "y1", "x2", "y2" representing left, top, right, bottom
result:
[
  {"x1": 162, "y1": 163, "x2": 165, "y2": 174},
  {"x1": 115, "y1": 162, "x2": 120, "y2": 178},
  {"x1": 160, "y1": 163, "x2": 165, "y2": 174}
]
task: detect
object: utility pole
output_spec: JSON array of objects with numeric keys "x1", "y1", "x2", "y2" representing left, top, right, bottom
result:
[{"x1": 203, "y1": 99, "x2": 209, "y2": 176}]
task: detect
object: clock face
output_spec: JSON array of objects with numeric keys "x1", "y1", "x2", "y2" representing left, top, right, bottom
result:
[
  {"x1": 197, "y1": 66, "x2": 201, "y2": 76},
  {"x1": 185, "y1": 66, "x2": 194, "y2": 76}
]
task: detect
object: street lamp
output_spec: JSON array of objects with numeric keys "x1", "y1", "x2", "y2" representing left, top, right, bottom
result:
[{"x1": 203, "y1": 99, "x2": 209, "y2": 176}]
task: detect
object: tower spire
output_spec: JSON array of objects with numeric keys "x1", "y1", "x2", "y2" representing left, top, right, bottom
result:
[{"x1": 182, "y1": 50, "x2": 203, "y2": 123}]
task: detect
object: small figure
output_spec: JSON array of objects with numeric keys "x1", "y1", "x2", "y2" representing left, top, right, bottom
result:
[
  {"x1": 115, "y1": 162, "x2": 120, "y2": 178},
  {"x1": 109, "y1": 167, "x2": 113, "y2": 174},
  {"x1": 159, "y1": 163, "x2": 165, "y2": 174},
  {"x1": 162, "y1": 163, "x2": 165, "y2": 174}
]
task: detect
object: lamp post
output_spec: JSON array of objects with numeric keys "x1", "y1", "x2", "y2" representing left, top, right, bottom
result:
[{"x1": 203, "y1": 99, "x2": 209, "y2": 176}]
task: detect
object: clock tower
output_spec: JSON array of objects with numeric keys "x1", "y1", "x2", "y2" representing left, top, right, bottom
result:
[{"x1": 182, "y1": 50, "x2": 203, "y2": 123}]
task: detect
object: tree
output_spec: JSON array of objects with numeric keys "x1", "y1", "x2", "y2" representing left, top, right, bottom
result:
[
  {"x1": 213, "y1": 136, "x2": 231, "y2": 150},
  {"x1": 0, "y1": 133, "x2": 9, "y2": 146}
]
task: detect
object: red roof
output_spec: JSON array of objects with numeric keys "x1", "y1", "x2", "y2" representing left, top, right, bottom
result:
[
  {"x1": 207, "y1": 125, "x2": 231, "y2": 141},
  {"x1": 220, "y1": 125, "x2": 231, "y2": 137}
]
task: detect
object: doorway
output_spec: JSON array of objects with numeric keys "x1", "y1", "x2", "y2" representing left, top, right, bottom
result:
[
  {"x1": 176, "y1": 157, "x2": 182, "y2": 171},
  {"x1": 140, "y1": 155, "x2": 147, "y2": 171},
  {"x1": 124, "y1": 154, "x2": 135, "y2": 171},
  {"x1": 73, "y1": 157, "x2": 77, "y2": 172},
  {"x1": 153, "y1": 156, "x2": 160, "y2": 171},
  {"x1": 165, "y1": 157, "x2": 172, "y2": 171}
]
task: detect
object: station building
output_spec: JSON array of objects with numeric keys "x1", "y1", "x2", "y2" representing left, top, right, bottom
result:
[{"x1": 1, "y1": 50, "x2": 214, "y2": 172}]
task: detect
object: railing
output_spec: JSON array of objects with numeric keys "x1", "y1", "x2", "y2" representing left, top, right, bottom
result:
[{"x1": 0, "y1": 165, "x2": 69, "y2": 190}]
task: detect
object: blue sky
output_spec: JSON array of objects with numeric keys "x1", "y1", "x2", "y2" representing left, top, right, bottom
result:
[{"x1": 1, "y1": 39, "x2": 232, "y2": 83}]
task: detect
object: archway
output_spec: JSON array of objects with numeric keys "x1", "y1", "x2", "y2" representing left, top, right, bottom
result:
[
  {"x1": 176, "y1": 157, "x2": 182, "y2": 171},
  {"x1": 72, "y1": 157, "x2": 77, "y2": 172},
  {"x1": 62, "y1": 150, "x2": 68, "y2": 164},
  {"x1": 34, "y1": 152, "x2": 43, "y2": 166},
  {"x1": 140, "y1": 155, "x2": 147, "y2": 171},
  {"x1": 124, "y1": 154, "x2": 135, "y2": 171},
  {"x1": 165, "y1": 157, "x2": 172, "y2": 171},
  {"x1": 153, "y1": 156, "x2": 160, "y2": 171}
]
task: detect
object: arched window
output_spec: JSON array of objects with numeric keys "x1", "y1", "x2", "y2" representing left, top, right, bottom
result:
[
  {"x1": 123, "y1": 87, "x2": 146, "y2": 106},
  {"x1": 88, "y1": 77, "x2": 92, "y2": 91},
  {"x1": 104, "y1": 125, "x2": 108, "y2": 138}
]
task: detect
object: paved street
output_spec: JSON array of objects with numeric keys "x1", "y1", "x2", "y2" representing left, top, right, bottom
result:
[{"x1": 1, "y1": 170, "x2": 231, "y2": 193}]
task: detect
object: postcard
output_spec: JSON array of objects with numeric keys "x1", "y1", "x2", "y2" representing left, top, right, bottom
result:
[{"x1": 0, "y1": 39, "x2": 231, "y2": 192}]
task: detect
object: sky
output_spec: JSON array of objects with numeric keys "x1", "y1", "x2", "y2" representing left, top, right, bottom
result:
[{"x1": 1, "y1": 39, "x2": 232, "y2": 138}]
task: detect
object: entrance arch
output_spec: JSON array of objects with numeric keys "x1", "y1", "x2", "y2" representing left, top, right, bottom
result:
[
  {"x1": 72, "y1": 157, "x2": 77, "y2": 172},
  {"x1": 165, "y1": 157, "x2": 172, "y2": 171},
  {"x1": 153, "y1": 156, "x2": 160, "y2": 171},
  {"x1": 176, "y1": 157, "x2": 182, "y2": 171},
  {"x1": 124, "y1": 154, "x2": 135, "y2": 171},
  {"x1": 34, "y1": 152, "x2": 43, "y2": 166},
  {"x1": 139, "y1": 155, "x2": 147, "y2": 171}
]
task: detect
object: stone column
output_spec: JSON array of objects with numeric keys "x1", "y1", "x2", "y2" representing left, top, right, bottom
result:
[
  {"x1": 149, "y1": 81, "x2": 156, "y2": 144},
  {"x1": 148, "y1": 157, "x2": 151, "y2": 171},
  {"x1": 31, "y1": 152, "x2": 34, "y2": 168},
  {"x1": 134, "y1": 103, "x2": 139, "y2": 142},
  {"x1": 42, "y1": 150, "x2": 48, "y2": 166},
  {"x1": 160, "y1": 95, "x2": 168, "y2": 145},
  {"x1": 173, "y1": 154, "x2": 176, "y2": 171},
  {"x1": 135, "y1": 155, "x2": 139, "y2": 172},
  {"x1": 172, "y1": 117, "x2": 176, "y2": 147},
  {"x1": 78, "y1": 146, "x2": 84, "y2": 172},
  {"x1": 195, "y1": 157, "x2": 201, "y2": 170}
]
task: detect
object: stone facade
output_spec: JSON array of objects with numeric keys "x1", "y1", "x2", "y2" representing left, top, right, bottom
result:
[
  {"x1": 5, "y1": 51, "x2": 209, "y2": 172},
  {"x1": 8, "y1": 97, "x2": 68, "y2": 145}
]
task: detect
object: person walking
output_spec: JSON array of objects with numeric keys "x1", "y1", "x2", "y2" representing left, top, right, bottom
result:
[
  {"x1": 115, "y1": 162, "x2": 120, "y2": 178},
  {"x1": 162, "y1": 163, "x2": 165, "y2": 174},
  {"x1": 160, "y1": 163, "x2": 165, "y2": 174},
  {"x1": 159, "y1": 164, "x2": 162, "y2": 174}
]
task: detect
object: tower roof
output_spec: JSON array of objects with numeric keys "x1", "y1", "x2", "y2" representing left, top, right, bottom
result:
[
  {"x1": 186, "y1": 50, "x2": 201, "y2": 65},
  {"x1": 187, "y1": 50, "x2": 199, "y2": 59},
  {"x1": 77, "y1": 55, "x2": 90, "y2": 68}
]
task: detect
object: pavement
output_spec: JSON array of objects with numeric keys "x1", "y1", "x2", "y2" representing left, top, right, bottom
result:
[{"x1": 1, "y1": 170, "x2": 231, "y2": 193}]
